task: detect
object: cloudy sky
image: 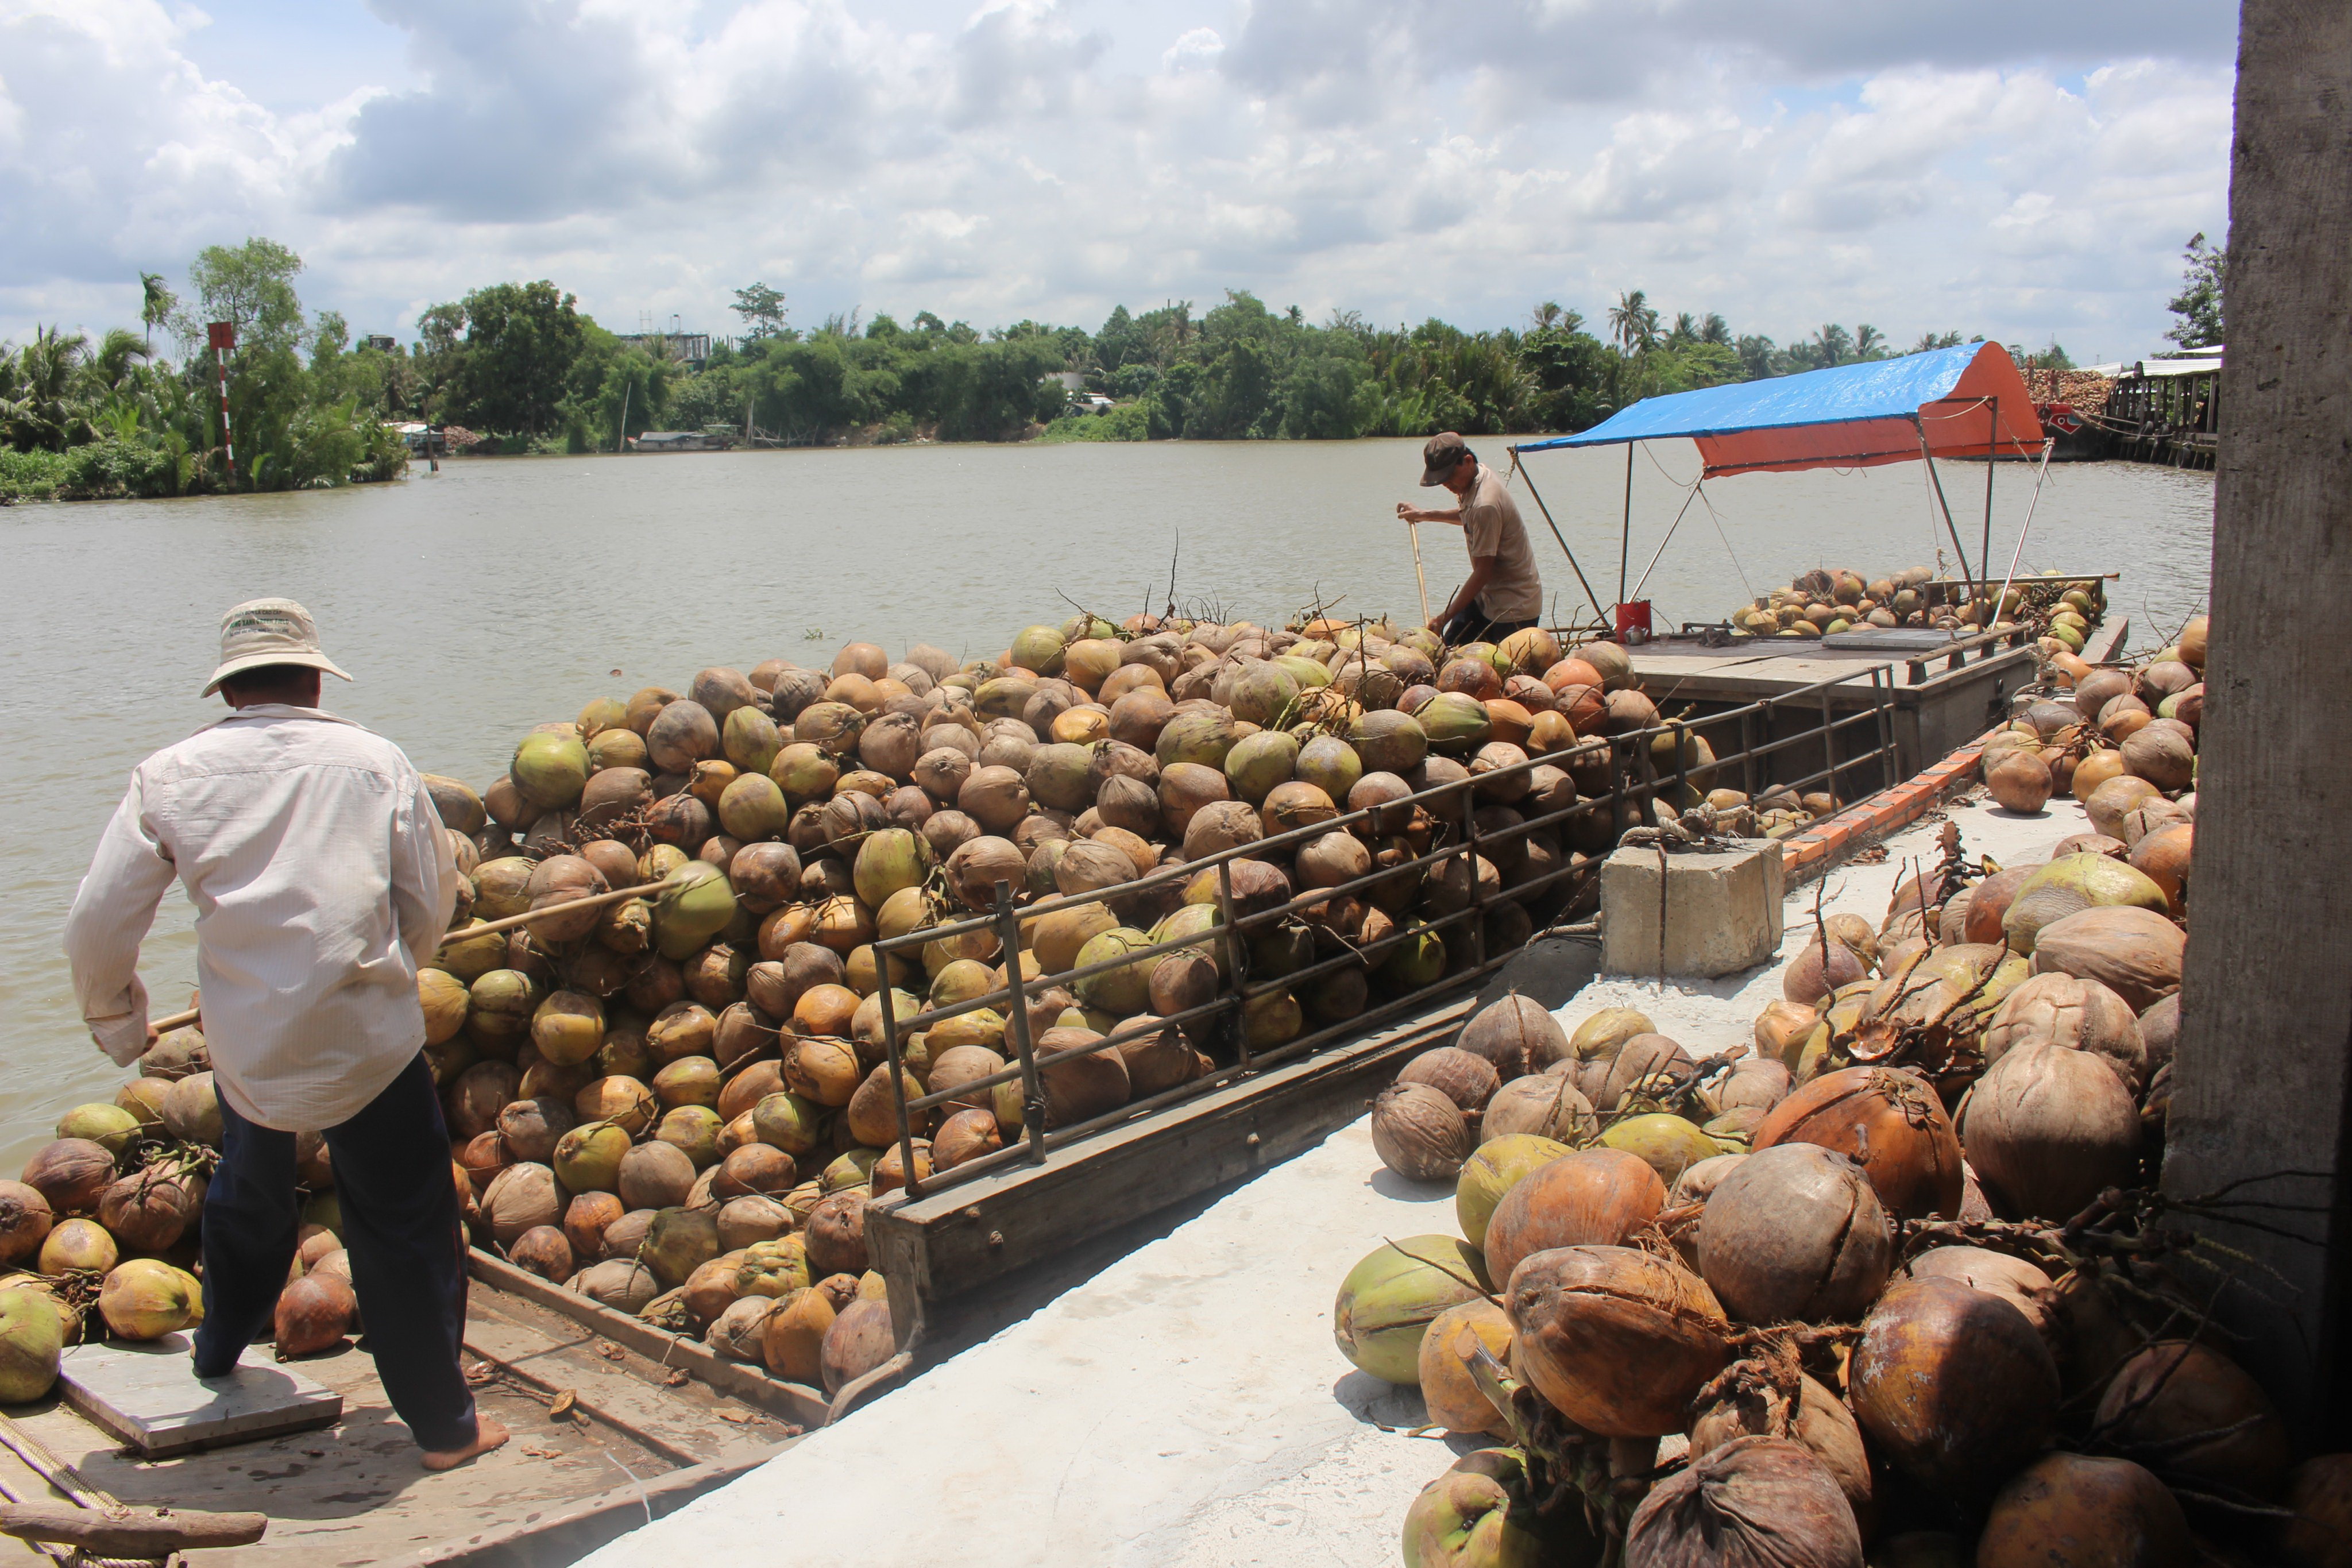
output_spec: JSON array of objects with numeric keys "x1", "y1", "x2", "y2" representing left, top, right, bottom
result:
[{"x1": 2, "y1": 0, "x2": 2236, "y2": 361}]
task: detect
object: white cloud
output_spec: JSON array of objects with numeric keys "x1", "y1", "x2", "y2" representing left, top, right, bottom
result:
[{"x1": 0, "y1": 0, "x2": 2233, "y2": 361}]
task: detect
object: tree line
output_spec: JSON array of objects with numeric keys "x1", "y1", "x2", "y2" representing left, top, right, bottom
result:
[{"x1": 9, "y1": 231, "x2": 2146, "y2": 503}]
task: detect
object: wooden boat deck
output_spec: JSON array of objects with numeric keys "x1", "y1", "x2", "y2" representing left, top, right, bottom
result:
[{"x1": 1, "y1": 1262, "x2": 817, "y2": 1568}]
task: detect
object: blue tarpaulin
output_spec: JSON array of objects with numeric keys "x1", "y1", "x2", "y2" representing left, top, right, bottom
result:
[{"x1": 1513, "y1": 342, "x2": 2044, "y2": 477}]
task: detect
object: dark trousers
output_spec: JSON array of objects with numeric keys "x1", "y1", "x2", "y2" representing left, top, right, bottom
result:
[
  {"x1": 194, "y1": 1053, "x2": 477, "y2": 1452},
  {"x1": 1439, "y1": 608, "x2": 1537, "y2": 648}
]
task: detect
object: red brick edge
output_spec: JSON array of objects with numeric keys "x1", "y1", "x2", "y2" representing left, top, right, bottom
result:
[{"x1": 1781, "y1": 726, "x2": 2002, "y2": 885}]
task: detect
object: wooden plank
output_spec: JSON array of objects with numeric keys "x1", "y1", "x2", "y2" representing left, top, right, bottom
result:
[
  {"x1": 56, "y1": 1335, "x2": 341, "y2": 1459},
  {"x1": 465, "y1": 1251, "x2": 832, "y2": 1431},
  {"x1": 870, "y1": 988, "x2": 1499, "y2": 1330},
  {"x1": 2162, "y1": 0, "x2": 2352, "y2": 1437},
  {"x1": 0, "y1": 1503, "x2": 267, "y2": 1555}
]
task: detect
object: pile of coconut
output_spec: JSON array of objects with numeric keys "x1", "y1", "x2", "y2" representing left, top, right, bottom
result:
[
  {"x1": 3, "y1": 605, "x2": 1683, "y2": 1405},
  {"x1": 1334, "y1": 614, "x2": 2343, "y2": 1563},
  {"x1": 1728, "y1": 566, "x2": 2104, "y2": 648}
]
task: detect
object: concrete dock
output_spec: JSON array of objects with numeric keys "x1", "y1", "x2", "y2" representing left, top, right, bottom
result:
[{"x1": 579, "y1": 784, "x2": 2095, "y2": 1568}]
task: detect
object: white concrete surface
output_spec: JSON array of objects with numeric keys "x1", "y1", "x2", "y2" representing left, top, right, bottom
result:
[{"x1": 580, "y1": 787, "x2": 2093, "y2": 1568}]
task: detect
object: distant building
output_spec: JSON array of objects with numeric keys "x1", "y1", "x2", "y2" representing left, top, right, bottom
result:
[
  {"x1": 617, "y1": 333, "x2": 712, "y2": 370},
  {"x1": 364, "y1": 334, "x2": 397, "y2": 353},
  {"x1": 1049, "y1": 371, "x2": 1087, "y2": 392}
]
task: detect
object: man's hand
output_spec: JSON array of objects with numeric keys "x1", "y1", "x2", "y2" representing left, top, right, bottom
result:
[
  {"x1": 1426, "y1": 614, "x2": 1450, "y2": 635},
  {"x1": 1397, "y1": 501, "x2": 1424, "y2": 524}
]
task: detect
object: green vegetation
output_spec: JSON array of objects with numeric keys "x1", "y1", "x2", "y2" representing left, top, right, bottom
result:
[
  {"x1": 2165, "y1": 233, "x2": 2226, "y2": 350},
  {"x1": 6, "y1": 234, "x2": 2042, "y2": 503},
  {"x1": 0, "y1": 237, "x2": 406, "y2": 501}
]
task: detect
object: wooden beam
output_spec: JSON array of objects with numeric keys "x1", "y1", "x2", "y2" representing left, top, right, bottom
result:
[
  {"x1": 2161, "y1": 0, "x2": 2352, "y2": 1436},
  {"x1": 0, "y1": 1503, "x2": 267, "y2": 1554}
]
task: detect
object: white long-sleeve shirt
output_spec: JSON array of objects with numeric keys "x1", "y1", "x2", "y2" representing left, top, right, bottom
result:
[{"x1": 64, "y1": 705, "x2": 462, "y2": 1131}]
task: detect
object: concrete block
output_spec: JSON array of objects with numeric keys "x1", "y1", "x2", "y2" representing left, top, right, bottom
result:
[{"x1": 1600, "y1": 839, "x2": 1786, "y2": 979}]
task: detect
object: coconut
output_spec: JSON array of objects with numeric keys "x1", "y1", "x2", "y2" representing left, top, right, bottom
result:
[
  {"x1": 2084, "y1": 775, "x2": 2164, "y2": 839},
  {"x1": 1849, "y1": 1275, "x2": 2057, "y2": 1497},
  {"x1": 1718, "y1": 1057, "x2": 1793, "y2": 1118},
  {"x1": 0, "y1": 1287, "x2": 66, "y2": 1402},
  {"x1": 2120, "y1": 724, "x2": 2195, "y2": 792},
  {"x1": 575, "y1": 1259, "x2": 661, "y2": 1313},
  {"x1": 1417, "y1": 1298, "x2": 1517, "y2": 1438},
  {"x1": 1482, "y1": 1148, "x2": 1666, "y2": 1287},
  {"x1": 1975, "y1": 1454, "x2": 2191, "y2": 1568},
  {"x1": 2094, "y1": 1339, "x2": 2290, "y2": 1503},
  {"x1": 273, "y1": 1273, "x2": 358, "y2": 1357},
  {"x1": 496, "y1": 1095, "x2": 577, "y2": 1166},
  {"x1": 552, "y1": 1115, "x2": 633, "y2": 1192},
  {"x1": 1370, "y1": 1083, "x2": 1472, "y2": 1181},
  {"x1": 640, "y1": 1207, "x2": 721, "y2": 1289},
  {"x1": 2029, "y1": 906, "x2": 2184, "y2": 1013},
  {"x1": 2001, "y1": 855, "x2": 2169, "y2": 955},
  {"x1": 1899, "y1": 1246, "x2": 2054, "y2": 1334},
  {"x1": 21, "y1": 1140, "x2": 115, "y2": 1218},
  {"x1": 1398, "y1": 1048, "x2": 1501, "y2": 1114},
  {"x1": 1980, "y1": 971, "x2": 2146, "y2": 1091},
  {"x1": 756, "y1": 1286, "x2": 836, "y2": 1384},
  {"x1": 1685, "y1": 1369, "x2": 1874, "y2": 1532},
  {"x1": 805, "y1": 1192, "x2": 870, "y2": 1277},
  {"x1": 38, "y1": 1216, "x2": 118, "y2": 1276},
  {"x1": 1597, "y1": 1033, "x2": 1697, "y2": 1111},
  {"x1": 1507, "y1": 1245, "x2": 1731, "y2": 1436},
  {"x1": 1454, "y1": 994, "x2": 1569, "y2": 1080},
  {"x1": 1480, "y1": 1073, "x2": 1597, "y2": 1146},
  {"x1": 1625, "y1": 1435, "x2": 1864, "y2": 1568},
  {"x1": 1783, "y1": 934, "x2": 1869, "y2": 1006},
  {"x1": 650, "y1": 862, "x2": 735, "y2": 961},
  {"x1": 1400, "y1": 1448, "x2": 1584, "y2": 1568},
  {"x1": 2137, "y1": 995, "x2": 2181, "y2": 1073},
  {"x1": 98, "y1": 1258, "x2": 198, "y2": 1341},
  {"x1": 2128, "y1": 822, "x2": 2191, "y2": 917},
  {"x1": 1697, "y1": 1144, "x2": 1893, "y2": 1323},
  {"x1": 1986, "y1": 749, "x2": 2052, "y2": 814},
  {"x1": 1331, "y1": 1234, "x2": 1488, "y2": 1384},
  {"x1": 616, "y1": 1141, "x2": 697, "y2": 1211},
  {"x1": 818, "y1": 1298, "x2": 897, "y2": 1397},
  {"x1": 1038, "y1": 1030, "x2": 1130, "y2": 1126},
  {"x1": 96, "y1": 1168, "x2": 202, "y2": 1253},
  {"x1": 933, "y1": 1109, "x2": 1005, "y2": 1171},
  {"x1": 2279, "y1": 1455, "x2": 2352, "y2": 1568},
  {"x1": 1754, "y1": 1067, "x2": 1964, "y2": 1221},
  {"x1": 1349, "y1": 710, "x2": 1428, "y2": 774},
  {"x1": 1454, "y1": 1134, "x2": 1571, "y2": 1249},
  {"x1": 481, "y1": 1162, "x2": 562, "y2": 1246}
]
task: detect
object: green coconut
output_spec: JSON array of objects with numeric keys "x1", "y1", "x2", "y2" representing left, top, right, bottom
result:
[
  {"x1": 467, "y1": 968, "x2": 540, "y2": 1046},
  {"x1": 1225, "y1": 730, "x2": 1301, "y2": 804},
  {"x1": 1296, "y1": 735, "x2": 1364, "y2": 804},
  {"x1": 2000, "y1": 854, "x2": 2171, "y2": 955},
  {"x1": 553, "y1": 1122, "x2": 632, "y2": 1194},
  {"x1": 1155, "y1": 708, "x2": 1238, "y2": 770},
  {"x1": 1149, "y1": 903, "x2": 1227, "y2": 974},
  {"x1": 1243, "y1": 988, "x2": 1304, "y2": 1049},
  {"x1": 655, "y1": 1106, "x2": 723, "y2": 1168},
  {"x1": 852, "y1": 828, "x2": 931, "y2": 907},
  {"x1": 1010, "y1": 625, "x2": 1067, "y2": 675},
  {"x1": 641, "y1": 1207, "x2": 721, "y2": 1289},
  {"x1": 437, "y1": 921, "x2": 508, "y2": 982},
  {"x1": 1600, "y1": 1113, "x2": 1720, "y2": 1186},
  {"x1": 1333, "y1": 1235, "x2": 1489, "y2": 1385},
  {"x1": 653, "y1": 863, "x2": 736, "y2": 959},
  {"x1": 1419, "y1": 693, "x2": 1494, "y2": 754},
  {"x1": 98, "y1": 1258, "x2": 196, "y2": 1342},
  {"x1": 1457, "y1": 1134, "x2": 1574, "y2": 1250},
  {"x1": 423, "y1": 774, "x2": 488, "y2": 835},
  {"x1": 1074, "y1": 928, "x2": 1158, "y2": 1017},
  {"x1": 723, "y1": 705, "x2": 783, "y2": 776},
  {"x1": 718, "y1": 774, "x2": 790, "y2": 840},
  {"x1": 752, "y1": 1092, "x2": 826, "y2": 1156},
  {"x1": 1229, "y1": 663, "x2": 1301, "y2": 727},
  {"x1": 531, "y1": 990, "x2": 606, "y2": 1066},
  {"x1": 56, "y1": 1103, "x2": 139, "y2": 1155},
  {"x1": 1383, "y1": 930, "x2": 1449, "y2": 989},
  {"x1": 0, "y1": 1288, "x2": 67, "y2": 1401},
  {"x1": 1350, "y1": 710, "x2": 1429, "y2": 774},
  {"x1": 1276, "y1": 655, "x2": 1333, "y2": 690},
  {"x1": 512, "y1": 731, "x2": 590, "y2": 811},
  {"x1": 1402, "y1": 1447, "x2": 1574, "y2": 1568},
  {"x1": 1026, "y1": 743, "x2": 1096, "y2": 813}
]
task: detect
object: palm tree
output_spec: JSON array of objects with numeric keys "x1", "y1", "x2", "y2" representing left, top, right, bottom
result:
[
  {"x1": 89, "y1": 327, "x2": 152, "y2": 394},
  {"x1": 1608, "y1": 291, "x2": 1660, "y2": 356},
  {"x1": 0, "y1": 326, "x2": 90, "y2": 449},
  {"x1": 1700, "y1": 312, "x2": 1731, "y2": 345},
  {"x1": 140, "y1": 273, "x2": 176, "y2": 353},
  {"x1": 1811, "y1": 324, "x2": 1855, "y2": 366},
  {"x1": 1530, "y1": 301, "x2": 1565, "y2": 331},
  {"x1": 1854, "y1": 325, "x2": 1887, "y2": 360}
]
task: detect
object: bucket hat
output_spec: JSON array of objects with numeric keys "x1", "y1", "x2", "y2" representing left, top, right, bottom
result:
[{"x1": 201, "y1": 598, "x2": 354, "y2": 697}]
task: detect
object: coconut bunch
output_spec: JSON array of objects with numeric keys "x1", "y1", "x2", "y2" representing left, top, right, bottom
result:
[
  {"x1": 363, "y1": 611, "x2": 1663, "y2": 1369},
  {"x1": 1350, "y1": 982, "x2": 2347, "y2": 1566},
  {"x1": 1728, "y1": 567, "x2": 2105, "y2": 646},
  {"x1": 1991, "y1": 615, "x2": 2206, "y2": 833},
  {"x1": 2, "y1": 1061, "x2": 363, "y2": 1383}
]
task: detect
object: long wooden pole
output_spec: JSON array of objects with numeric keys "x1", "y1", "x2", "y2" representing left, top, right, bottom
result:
[
  {"x1": 1407, "y1": 521, "x2": 1431, "y2": 625},
  {"x1": 144, "y1": 879, "x2": 670, "y2": 1035}
]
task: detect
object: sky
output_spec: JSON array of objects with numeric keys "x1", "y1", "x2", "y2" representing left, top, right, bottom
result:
[{"x1": 0, "y1": 0, "x2": 2238, "y2": 362}]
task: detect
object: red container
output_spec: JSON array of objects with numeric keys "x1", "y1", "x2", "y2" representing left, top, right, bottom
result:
[{"x1": 1613, "y1": 600, "x2": 1654, "y2": 643}]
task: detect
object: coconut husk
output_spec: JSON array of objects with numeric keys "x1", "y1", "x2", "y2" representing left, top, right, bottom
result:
[
  {"x1": 1507, "y1": 1245, "x2": 1732, "y2": 1437},
  {"x1": 1370, "y1": 1083, "x2": 1472, "y2": 1182},
  {"x1": 1976, "y1": 1454, "x2": 2192, "y2": 1568},
  {"x1": 1697, "y1": 1143, "x2": 1893, "y2": 1324},
  {"x1": 2028, "y1": 906, "x2": 2184, "y2": 1013},
  {"x1": 1753, "y1": 1066, "x2": 1964, "y2": 1222},
  {"x1": 1482, "y1": 1148, "x2": 1666, "y2": 1285},
  {"x1": 1849, "y1": 1276, "x2": 2057, "y2": 1498},
  {"x1": 1627, "y1": 1435, "x2": 1863, "y2": 1568}
]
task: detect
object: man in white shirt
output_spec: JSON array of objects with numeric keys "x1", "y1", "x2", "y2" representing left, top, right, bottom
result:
[
  {"x1": 64, "y1": 598, "x2": 507, "y2": 1471},
  {"x1": 1396, "y1": 430, "x2": 1546, "y2": 644}
]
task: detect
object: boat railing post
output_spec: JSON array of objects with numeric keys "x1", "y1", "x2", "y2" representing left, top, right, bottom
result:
[{"x1": 992, "y1": 881, "x2": 1049, "y2": 1165}]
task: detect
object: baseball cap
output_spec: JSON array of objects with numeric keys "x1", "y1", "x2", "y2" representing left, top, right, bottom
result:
[
  {"x1": 201, "y1": 598, "x2": 354, "y2": 697},
  {"x1": 1420, "y1": 431, "x2": 1471, "y2": 486}
]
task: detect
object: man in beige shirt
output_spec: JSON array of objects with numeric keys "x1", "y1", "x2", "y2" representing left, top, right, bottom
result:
[
  {"x1": 1396, "y1": 431, "x2": 1545, "y2": 643},
  {"x1": 65, "y1": 599, "x2": 505, "y2": 1472}
]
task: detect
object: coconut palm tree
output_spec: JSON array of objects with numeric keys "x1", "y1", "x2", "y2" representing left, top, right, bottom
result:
[
  {"x1": 1854, "y1": 325, "x2": 1887, "y2": 360},
  {"x1": 0, "y1": 326, "x2": 90, "y2": 450},
  {"x1": 1700, "y1": 312, "x2": 1731, "y2": 345},
  {"x1": 1608, "y1": 291, "x2": 1660, "y2": 356},
  {"x1": 140, "y1": 273, "x2": 177, "y2": 353}
]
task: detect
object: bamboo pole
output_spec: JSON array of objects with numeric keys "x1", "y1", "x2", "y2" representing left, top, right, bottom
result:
[
  {"x1": 1407, "y1": 521, "x2": 1431, "y2": 625},
  {"x1": 144, "y1": 878, "x2": 673, "y2": 1035}
]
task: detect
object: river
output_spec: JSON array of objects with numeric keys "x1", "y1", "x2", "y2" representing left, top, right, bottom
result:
[{"x1": 0, "y1": 439, "x2": 2215, "y2": 1169}]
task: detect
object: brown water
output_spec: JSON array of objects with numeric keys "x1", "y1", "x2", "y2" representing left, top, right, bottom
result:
[{"x1": 1, "y1": 439, "x2": 2215, "y2": 1168}]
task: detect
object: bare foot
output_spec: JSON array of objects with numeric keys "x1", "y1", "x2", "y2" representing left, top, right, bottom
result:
[{"x1": 422, "y1": 1416, "x2": 509, "y2": 1472}]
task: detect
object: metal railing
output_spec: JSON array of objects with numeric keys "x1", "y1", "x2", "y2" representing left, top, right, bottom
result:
[{"x1": 864, "y1": 663, "x2": 1902, "y2": 1204}]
